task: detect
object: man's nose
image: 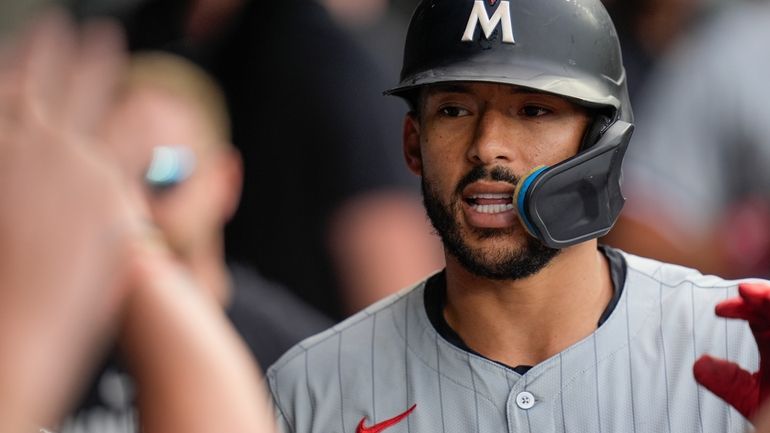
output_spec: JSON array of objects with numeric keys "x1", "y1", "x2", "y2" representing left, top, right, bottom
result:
[{"x1": 466, "y1": 108, "x2": 518, "y2": 165}]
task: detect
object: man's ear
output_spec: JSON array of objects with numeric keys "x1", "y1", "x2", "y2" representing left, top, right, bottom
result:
[{"x1": 403, "y1": 113, "x2": 422, "y2": 176}]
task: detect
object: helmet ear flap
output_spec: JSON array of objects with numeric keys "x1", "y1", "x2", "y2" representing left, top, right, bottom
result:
[
  {"x1": 580, "y1": 112, "x2": 614, "y2": 151},
  {"x1": 515, "y1": 120, "x2": 634, "y2": 249}
]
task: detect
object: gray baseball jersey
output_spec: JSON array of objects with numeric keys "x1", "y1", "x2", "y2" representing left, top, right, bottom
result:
[{"x1": 267, "y1": 249, "x2": 761, "y2": 433}]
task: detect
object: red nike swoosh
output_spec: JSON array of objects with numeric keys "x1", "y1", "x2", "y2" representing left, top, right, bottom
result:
[{"x1": 356, "y1": 404, "x2": 416, "y2": 433}]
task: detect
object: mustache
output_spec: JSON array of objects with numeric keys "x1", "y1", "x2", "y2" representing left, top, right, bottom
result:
[{"x1": 455, "y1": 165, "x2": 520, "y2": 195}]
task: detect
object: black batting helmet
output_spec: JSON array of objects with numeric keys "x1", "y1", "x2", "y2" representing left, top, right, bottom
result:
[{"x1": 387, "y1": 0, "x2": 635, "y2": 249}]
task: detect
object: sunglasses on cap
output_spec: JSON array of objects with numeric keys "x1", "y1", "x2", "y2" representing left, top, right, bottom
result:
[{"x1": 145, "y1": 145, "x2": 196, "y2": 192}]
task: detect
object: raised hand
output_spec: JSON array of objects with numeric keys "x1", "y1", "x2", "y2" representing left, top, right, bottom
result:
[
  {"x1": 694, "y1": 282, "x2": 770, "y2": 421},
  {"x1": 0, "y1": 11, "x2": 143, "y2": 431},
  {"x1": 0, "y1": 11, "x2": 276, "y2": 433}
]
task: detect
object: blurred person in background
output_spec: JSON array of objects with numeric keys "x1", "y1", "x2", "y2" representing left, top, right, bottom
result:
[
  {"x1": 72, "y1": 0, "x2": 445, "y2": 319},
  {"x1": 601, "y1": 0, "x2": 708, "y2": 100},
  {"x1": 0, "y1": 11, "x2": 275, "y2": 433},
  {"x1": 107, "y1": 50, "x2": 333, "y2": 368},
  {"x1": 604, "y1": 2, "x2": 770, "y2": 280},
  {"x1": 61, "y1": 50, "x2": 332, "y2": 433},
  {"x1": 602, "y1": 0, "x2": 703, "y2": 99}
]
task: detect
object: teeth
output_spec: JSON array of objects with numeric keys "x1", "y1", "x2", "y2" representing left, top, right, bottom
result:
[
  {"x1": 470, "y1": 193, "x2": 513, "y2": 200},
  {"x1": 472, "y1": 203, "x2": 515, "y2": 214}
]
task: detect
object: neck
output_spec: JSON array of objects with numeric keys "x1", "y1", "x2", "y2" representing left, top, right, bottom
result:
[
  {"x1": 178, "y1": 236, "x2": 233, "y2": 308},
  {"x1": 443, "y1": 241, "x2": 612, "y2": 368}
]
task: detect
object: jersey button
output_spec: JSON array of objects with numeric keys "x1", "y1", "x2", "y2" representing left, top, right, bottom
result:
[{"x1": 516, "y1": 391, "x2": 536, "y2": 410}]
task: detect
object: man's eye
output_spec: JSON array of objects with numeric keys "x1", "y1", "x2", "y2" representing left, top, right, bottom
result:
[
  {"x1": 520, "y1": 106, "x2": 551, "y2": 117},
  {"x1": 440, "y1": 106, "x2": 470, "y2": 117}
]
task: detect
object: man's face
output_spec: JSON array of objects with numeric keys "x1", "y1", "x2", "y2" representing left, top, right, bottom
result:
[
  {"x1": 404, "y1": 82, "x2": 591, "y2": 280},
  {"x1": 104, "y1": 88, "x2": 235, "y2": 258}
]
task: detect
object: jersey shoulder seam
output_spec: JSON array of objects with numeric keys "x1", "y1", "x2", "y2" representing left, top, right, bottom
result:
[
  {"x1": 627, "y1": 265, "x2": 762, "y2": 290},
  {"x1": 621, "y1": 251, "x2": 768, "y2": 290},
  {"x1": 269, "y1": 282, "x2": 423, "y2": 373}
]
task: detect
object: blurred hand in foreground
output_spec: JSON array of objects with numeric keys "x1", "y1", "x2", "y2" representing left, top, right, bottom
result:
[{"x1": 0, "y1": 11, "x2": 275, "y2": 433}]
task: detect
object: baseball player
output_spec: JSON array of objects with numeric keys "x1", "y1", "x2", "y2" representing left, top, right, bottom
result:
[{"x1": 267, "y1": 0, "x2": 770, "y2": 431}]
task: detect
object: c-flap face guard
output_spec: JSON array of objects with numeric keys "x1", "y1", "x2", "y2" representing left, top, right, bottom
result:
[{"x1": 517, "y1": 120, "x2": 634, "y2": 249}]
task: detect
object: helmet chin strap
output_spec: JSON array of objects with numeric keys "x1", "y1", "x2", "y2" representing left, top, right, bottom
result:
[{"x1": 513, "y1": 121, "x2": 634, "y2": 249}]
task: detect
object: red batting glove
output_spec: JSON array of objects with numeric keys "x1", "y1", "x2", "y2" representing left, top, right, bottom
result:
[{"x1": 693, "y1": 282, "x2": 770, "y2": 421}]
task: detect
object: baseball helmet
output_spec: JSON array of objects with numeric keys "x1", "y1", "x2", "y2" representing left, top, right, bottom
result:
[{"x1": 386, "y1": 0, "x2": 634, "y2": 249}]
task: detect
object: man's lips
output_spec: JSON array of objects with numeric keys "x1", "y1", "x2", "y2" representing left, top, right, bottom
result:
[
  {"x1": 465, "y1": 193, "x2": 515, "y2": 214},
  {"x1": 461, "y1": 182, "x2": 518, "y2": 227}
]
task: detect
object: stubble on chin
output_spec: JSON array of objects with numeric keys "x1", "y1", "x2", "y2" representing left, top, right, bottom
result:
[{"x1": 421, "y1": 173, "x2": 559, "y2": 281}]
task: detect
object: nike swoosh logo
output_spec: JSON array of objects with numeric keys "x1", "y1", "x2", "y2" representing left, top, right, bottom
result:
[{"x1": 356, "y1": 404, "x2": 416, "y2": 433}]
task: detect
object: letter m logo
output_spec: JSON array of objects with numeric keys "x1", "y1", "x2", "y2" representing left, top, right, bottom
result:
[{"x1": 462, "y1": 0, "x2": 515, "y2": 44}]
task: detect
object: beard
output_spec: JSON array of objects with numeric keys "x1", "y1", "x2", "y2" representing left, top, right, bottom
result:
[{"x1": 422, "y1": 165, "x2": 559, "y2": 280}]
